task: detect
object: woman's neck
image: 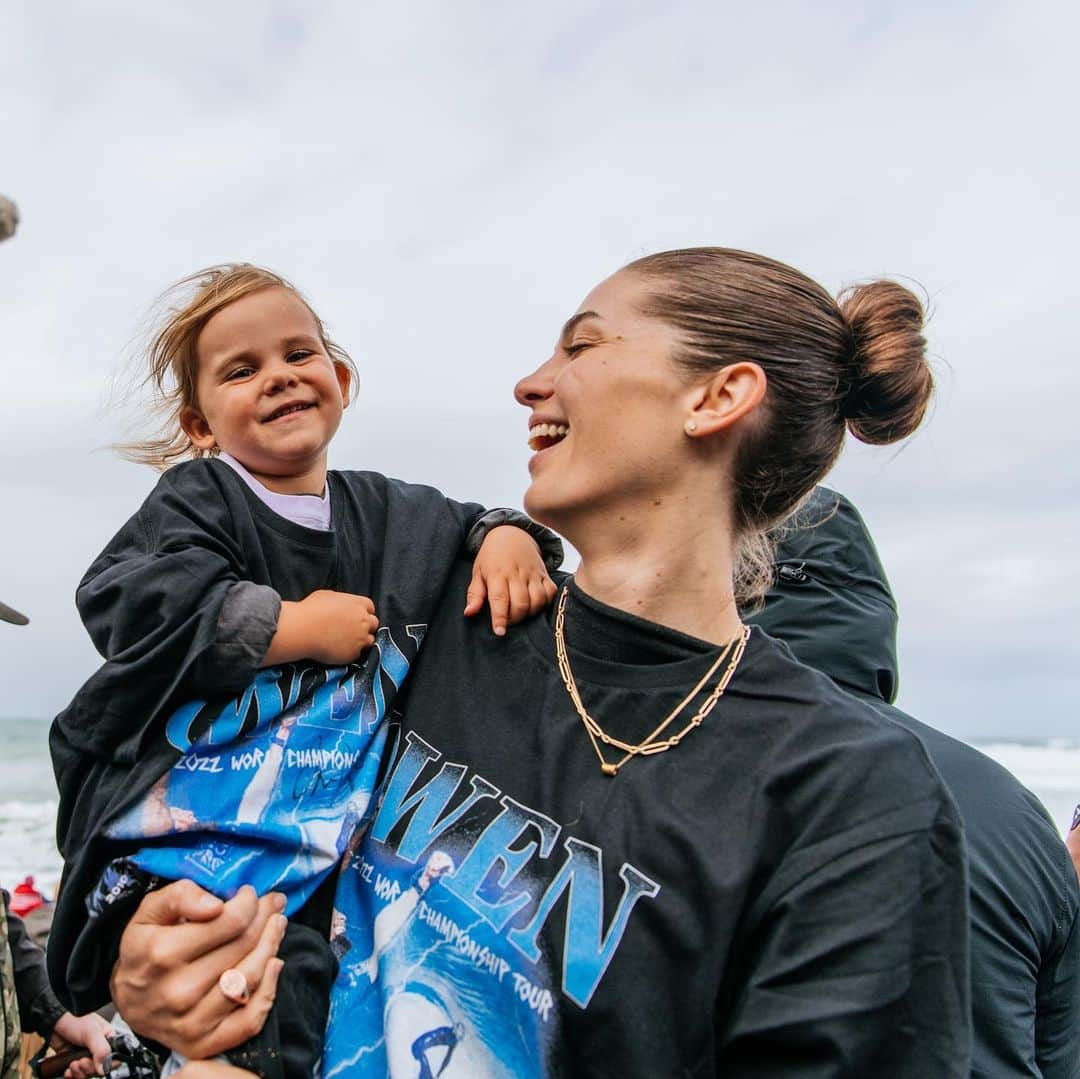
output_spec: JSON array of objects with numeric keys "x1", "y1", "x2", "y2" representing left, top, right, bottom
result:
[{"x1": 569, "y1": 503, "x2": 743, "y2": 645}]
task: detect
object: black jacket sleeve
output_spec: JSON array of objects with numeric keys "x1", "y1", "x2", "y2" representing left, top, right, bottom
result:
[
  {"x1": 718, "y1": 795, "x2": 971, "y2": 1077},
  {"x1": 3, "y1": 892, "x2": 65, "y2": 1040}
]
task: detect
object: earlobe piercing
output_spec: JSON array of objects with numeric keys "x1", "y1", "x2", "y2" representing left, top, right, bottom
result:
[{"x1": 685, "y1": 420, "x2": 699, "y2": 435}]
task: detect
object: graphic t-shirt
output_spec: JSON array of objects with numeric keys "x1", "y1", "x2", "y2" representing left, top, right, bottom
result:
[
  {"x1": 49, "y1": 459, "x2": 486, "y2": 1010},
  {"x1": 324, "y1": 568, "x2": 971, "y2": 1078}
]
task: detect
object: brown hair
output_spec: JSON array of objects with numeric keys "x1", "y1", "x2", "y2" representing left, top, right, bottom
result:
[
  {"x1": 118, "y1": 264, "x2": 358, "y2": 469},
  {"x1": 625, "y1": 248, "x2": 933, "y2": 602}
]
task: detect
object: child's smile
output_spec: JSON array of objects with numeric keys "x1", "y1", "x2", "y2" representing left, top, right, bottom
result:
[{"x1": 180, "y1": 286, "x2": 351, "y2": 495}]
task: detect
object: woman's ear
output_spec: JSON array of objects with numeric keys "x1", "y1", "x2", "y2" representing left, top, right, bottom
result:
[
  {"x1": 685, "y1": 363, "x2": 767, "y2": 438},
  {"x1": 180, "y1": 405, "x2": 217, "y2": 451},
  {"x1": 335, "y1": 362, "x2": 353, "y2": 405}
]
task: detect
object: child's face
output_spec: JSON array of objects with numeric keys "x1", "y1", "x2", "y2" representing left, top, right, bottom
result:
[{"x1": 181, "y1": 286, "x2": 351, "y2": 493}]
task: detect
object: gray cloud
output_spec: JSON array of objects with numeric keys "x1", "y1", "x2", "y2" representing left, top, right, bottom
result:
[{"x1": 2, "y1": 0, "x2": 1077, "y2": 738}]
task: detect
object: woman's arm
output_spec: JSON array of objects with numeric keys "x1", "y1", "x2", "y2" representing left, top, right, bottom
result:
[{"x1": 110, "y1": 882, "x2": 285, "y2": 1061}]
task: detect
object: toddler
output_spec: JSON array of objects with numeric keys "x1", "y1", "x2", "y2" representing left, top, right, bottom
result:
[{"x1": 48, "y1": 265, "x2": 561, "y2": 1077}]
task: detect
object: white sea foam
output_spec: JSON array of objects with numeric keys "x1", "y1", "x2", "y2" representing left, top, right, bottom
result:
[{"x1": 0, "y1": 731, "x2": 1076, "y2": 895}]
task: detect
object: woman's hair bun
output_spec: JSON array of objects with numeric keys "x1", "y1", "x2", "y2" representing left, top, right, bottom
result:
[{"x1": 837, "y1": 280, "x2": 933, "y2": 445}]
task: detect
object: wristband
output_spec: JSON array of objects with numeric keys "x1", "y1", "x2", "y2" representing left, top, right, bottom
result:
[{"x1": 465, "y1": 509, "x2": 564, "y2": 572}]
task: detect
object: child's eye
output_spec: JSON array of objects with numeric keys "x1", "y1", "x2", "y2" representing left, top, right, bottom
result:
[
  {"x1": 287, "y1": 350, "x2": 313, "y2": 363},
  {"x1": 225, "y1": 366, "x2": 254, "y2": 381}
]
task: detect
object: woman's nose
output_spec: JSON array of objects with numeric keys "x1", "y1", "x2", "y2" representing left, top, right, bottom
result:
[{"x1": 514, "y1": 357, "x2": 557, "y2": 406}]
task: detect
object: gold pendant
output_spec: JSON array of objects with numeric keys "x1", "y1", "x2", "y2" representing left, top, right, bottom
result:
[{"x1": 601, "y1": 762, "x2": 619, "y2": 777}]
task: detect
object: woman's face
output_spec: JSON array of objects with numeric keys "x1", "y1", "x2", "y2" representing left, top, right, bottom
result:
[{"x1": 514, "y1": 270, "x2": 697, "y2": 530}]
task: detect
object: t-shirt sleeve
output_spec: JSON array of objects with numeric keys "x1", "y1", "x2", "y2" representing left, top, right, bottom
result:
[
  {"x1": 464, "y1": 508, "x2": 564, "y2": 571},
  {"x1": 65, "y1": 466, "x2": 263, "y2": 760},
  {"x1": 1034, "y1": 864, "x2": 1080, "y2": 1079},
  {"x1": 718, "y1": 795, "x2": 971, "y2": 1077},
  {"x1": 370, "y1": 478, "x2": 562, "y2": 623}
]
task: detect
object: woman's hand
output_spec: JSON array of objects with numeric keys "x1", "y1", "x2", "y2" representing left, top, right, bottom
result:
[
  {"x1": 48, "y1": 1010, "x2": 114, "y2": 1078},
  {"x1": 465, "y1": 526, "x2": 559, "y2": 636},
  {"x1": 110, "y1": 881, "x2": 286, "y2": 1061},
  {"x1": 263, "y1": 590, "x2": 379, "y2": 666}
]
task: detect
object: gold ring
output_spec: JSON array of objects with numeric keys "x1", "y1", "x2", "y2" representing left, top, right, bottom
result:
[{"x1": 218, "y1": 968, "x2": 250, "y2": 1005}]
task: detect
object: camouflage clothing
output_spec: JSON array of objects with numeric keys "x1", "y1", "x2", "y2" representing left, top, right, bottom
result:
[{"x1": 0, "y1": 891, "x2": 21, "y2": 1079}]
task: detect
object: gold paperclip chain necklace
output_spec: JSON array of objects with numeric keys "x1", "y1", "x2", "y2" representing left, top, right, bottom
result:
[{"x1": 553, "y1": 584, "x2": 751, "y2": 777}]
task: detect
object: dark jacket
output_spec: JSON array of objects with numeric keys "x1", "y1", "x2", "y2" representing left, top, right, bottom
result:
[
  {"x1": 1, "y1": 890, "x2": 64, "y2": 1041},
  {"x1": 754, "y1": 488, "x2": 1080, "y2": 1079}
]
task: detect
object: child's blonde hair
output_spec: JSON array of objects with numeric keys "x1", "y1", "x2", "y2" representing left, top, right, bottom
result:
[{"x1": 119, "y1": 263, "x2": 359, "y2": 470}]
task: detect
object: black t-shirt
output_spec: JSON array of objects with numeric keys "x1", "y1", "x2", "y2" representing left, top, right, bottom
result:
[
  {"x1": 48, "y1": 458, "x2": 486, "y2": 1010},
  {"x1": 326, "y1": 567, "x2": 971, "y2": 1078}
]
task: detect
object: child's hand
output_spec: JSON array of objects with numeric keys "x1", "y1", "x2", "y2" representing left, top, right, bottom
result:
[
  {"x1": 464, "y1": 525, "x2": 558, "y2": 637},
  {"x1": 263, "y1": 590, "x2": 379, "y2": 666}
]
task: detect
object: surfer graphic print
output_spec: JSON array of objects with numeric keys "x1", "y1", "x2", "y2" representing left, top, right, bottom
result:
[
  {"x1": 324, "y1": 724, "x2": 660, "y2": 1078},
  {"x1": 105, "y1": 624, "x2": 425, "y2": 911}
]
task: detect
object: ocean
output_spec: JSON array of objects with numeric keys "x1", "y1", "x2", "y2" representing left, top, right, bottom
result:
[{"x1": 1, "y1": 716, "x2": 1077, "y2": 895}]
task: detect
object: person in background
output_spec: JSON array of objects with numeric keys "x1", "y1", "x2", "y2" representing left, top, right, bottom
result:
[
  {"x1": 1066, "y1": 813, "x2": 1080, "y2": 883},
  {"x1": 1, "y1": 601, "x2": 113, "y2": 1079},
  {"x1": 755, "y1": 488, "x2": 1080, "y2": 1079}
]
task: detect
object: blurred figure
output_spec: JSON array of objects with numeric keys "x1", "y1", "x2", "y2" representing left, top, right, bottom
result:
[
  {"x1": 1066, "y1": 811, "x2": 1080, "y2": 882},
  {"x1": 756, "y1": 489, "x2": 1080, "y2": 1079},
  {"x1": 0, "y1": 196, "x2": 18, "y2": 243},
  {"x1": 2, "y1": 888, "x2": 113, "y2": 1079},
  {"x1": 2, "y1": 603, "x2": 113, "y2": 1078}
]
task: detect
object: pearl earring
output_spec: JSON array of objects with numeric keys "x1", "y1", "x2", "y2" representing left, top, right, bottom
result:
[{"x1": 685, "y1": 420, "x2": 698, "y2": 434}]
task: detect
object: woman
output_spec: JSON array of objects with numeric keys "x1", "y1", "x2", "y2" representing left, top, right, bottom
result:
[{"x1": 107, "y1": 249, "x2": 970, "y2": 1076}]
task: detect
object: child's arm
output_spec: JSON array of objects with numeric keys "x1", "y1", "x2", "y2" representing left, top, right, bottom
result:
[
  {"x1": 463, "y1": 524, "x2": 560, "y2": 636},
  {"x1": 261, "y1": 590, "x2": 379, "y2": 667}
]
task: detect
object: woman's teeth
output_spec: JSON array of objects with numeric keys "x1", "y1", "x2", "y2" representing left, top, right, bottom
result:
[{"x1": 528, "y1": 423, "x2": 569, "y2": 451}]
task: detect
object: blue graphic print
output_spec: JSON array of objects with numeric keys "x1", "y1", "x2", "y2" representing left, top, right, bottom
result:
[
  {"x1": 322, "y1": 728, "x2": 661, "y2": 1078},
  {"x1": 106, "y1": 625, "x2": 423, "y2": 914}
]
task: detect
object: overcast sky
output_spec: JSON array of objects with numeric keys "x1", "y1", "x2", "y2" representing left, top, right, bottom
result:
[{"x1": 2, "y1": 0, "x2": 1077, "y2": 738}]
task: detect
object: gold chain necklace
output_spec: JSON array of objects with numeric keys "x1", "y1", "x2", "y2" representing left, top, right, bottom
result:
[{"x1": 553, "y1": 584, "x2": 750, "y2": 777}]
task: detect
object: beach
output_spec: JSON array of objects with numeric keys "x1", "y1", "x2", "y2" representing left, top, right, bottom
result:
[{"x1": 2, "y1": 715, "x2": 1077, "y2": 895}]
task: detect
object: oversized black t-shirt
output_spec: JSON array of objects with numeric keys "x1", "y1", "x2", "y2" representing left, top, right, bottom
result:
[
  {"x1": 326, "y1": 567, "x2": 971, "y2": 1078},
  {"x1": 48, "y1": 458, "x2": 487, "y2": 1010}
]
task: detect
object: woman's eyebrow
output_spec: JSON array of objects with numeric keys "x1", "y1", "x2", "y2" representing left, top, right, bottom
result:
[{"x1": 560, "y1": 310, "x2": 603, "y2": 343}]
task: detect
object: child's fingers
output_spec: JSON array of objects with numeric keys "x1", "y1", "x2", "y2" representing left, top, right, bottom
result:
[
  {"x1": 526, "y1": 576, "x2": 551, "y2": 615},
  {"x1": 486, "y1": 574, "x2": 510, "y2": 637},
  {"x1": 505, "y1": 575, "x2": 533, "y2": 626},
  {"x1": 464, "y1": 565, "x2": 488, "y2": 617}
]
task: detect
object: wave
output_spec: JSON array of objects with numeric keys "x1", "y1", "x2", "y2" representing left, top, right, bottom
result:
[{"x1": 1, "y1": 742, "x2": 1076, "y2": 891}]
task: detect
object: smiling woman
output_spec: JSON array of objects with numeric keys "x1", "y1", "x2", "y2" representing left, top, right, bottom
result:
[{"x1": 107, "y1": 247, "x2": 967, "y2": 1079}]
